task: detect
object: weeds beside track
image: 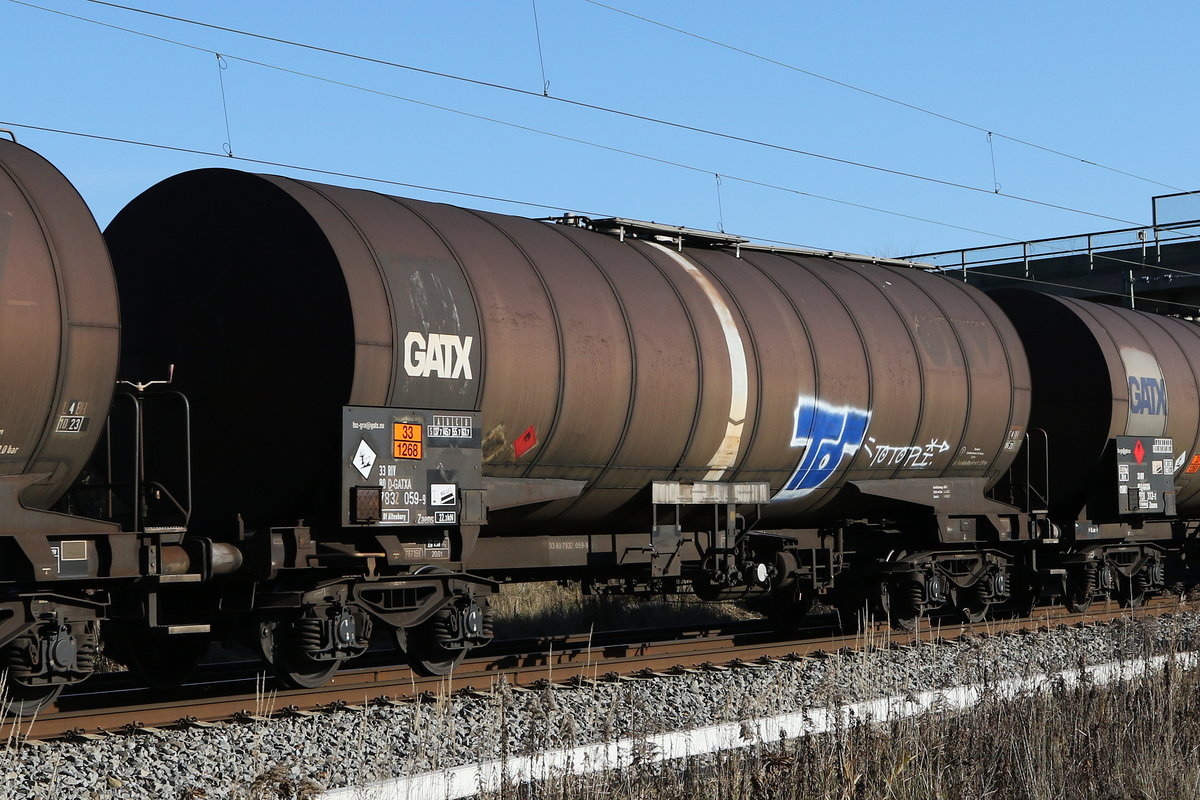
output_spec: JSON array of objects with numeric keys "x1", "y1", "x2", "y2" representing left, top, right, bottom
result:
[{"x1": 1, "y1": 596, "x2": 1186, "y2": 744}]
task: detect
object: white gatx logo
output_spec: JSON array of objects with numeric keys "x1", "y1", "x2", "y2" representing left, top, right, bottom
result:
[{"x1": 404, "y1": 332, "x2": 474, "y2": 379}]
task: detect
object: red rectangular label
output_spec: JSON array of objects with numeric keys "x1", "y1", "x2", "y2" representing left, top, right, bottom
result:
[{"x1": 513, "y1": 426, "x2": 537, "y2": 459}]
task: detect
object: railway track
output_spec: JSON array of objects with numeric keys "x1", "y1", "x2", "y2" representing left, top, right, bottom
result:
[{"x1": 3, "y1": 597, "x2": 1188, "y2": 743}]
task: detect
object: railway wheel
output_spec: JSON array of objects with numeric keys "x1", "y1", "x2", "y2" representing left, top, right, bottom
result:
[
  {"x1": 877, "y1": 579, "x2": 920, "y2": 631},
  {"x1": 259, "y1": 621, "x2": 343, "y2": 689},
  {"x1": 833, "y1": 587, "x2": 870, "y2": 633},
  {"x1": 1064, "y1": 567, "x2": 1098, "y2": 613},
  {"x1": 395, "y1": 614, "x2": 467, "y2": 677},
  {"x1": 1011, "y1": 574, "x2": 1042, "y2": 617},
  {"x1": 2, "y1": 676, "x2": 64, "y2": 717}
]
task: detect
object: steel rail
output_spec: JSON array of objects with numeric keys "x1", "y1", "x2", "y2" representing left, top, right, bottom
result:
[{"x1": 2, "y1": 597, "x2": 1188, "y2": 743}]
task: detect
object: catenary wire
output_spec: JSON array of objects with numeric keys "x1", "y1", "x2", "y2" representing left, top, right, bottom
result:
[
  {"x1": 583, "y1": 0, "x2": 1186, "y2": 192},
  {"x1": 5, "y1": 0, "x2": 1023, "y2": 241},
  {"x1": 10, "y1": 114, "x2": 1194, "y2": 294},
  {"x1": 0, "y1": 117, "x2": 1011, "y2": 247},
  {"x1": 9, "y1": 3, "x2": 1197, "y2": 278},
  {"x1": 10, "y1": 5, "x2": 1194, "y2": 277},
  {"x1": 213, "y1": 55, "x2": 1020, "y2": 241},
  {"x1": 0, "y1": 119, "x2": 617, "y2": 217},
  {"x1": 31, "y1": 0, "x2": 1148, "y2": 226},
  {"x1": 4, "y1": 119, "x2": 1194, "y2": 303}
]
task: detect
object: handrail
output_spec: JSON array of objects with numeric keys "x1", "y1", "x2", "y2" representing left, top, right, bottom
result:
[
  {"x1": 108, "y1": 388, "x2": 193, "y2": 533},
  {"x1": 907, "y1": 219, "x2": 1200, "y2": 272}
]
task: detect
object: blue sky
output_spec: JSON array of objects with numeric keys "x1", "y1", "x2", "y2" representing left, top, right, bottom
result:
[{"x1": 3, "y1": 0, "x2": 1197, "y2": 257}]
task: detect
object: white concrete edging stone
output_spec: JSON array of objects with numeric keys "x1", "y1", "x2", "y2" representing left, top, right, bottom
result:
[{"x1": 323, "y1": 651, "x2": 1200, "y2": 800}]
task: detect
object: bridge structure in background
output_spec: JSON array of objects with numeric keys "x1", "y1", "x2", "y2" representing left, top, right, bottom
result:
[{"x1": 907, "y1": 191, "x2": 1200, "y2": 318}]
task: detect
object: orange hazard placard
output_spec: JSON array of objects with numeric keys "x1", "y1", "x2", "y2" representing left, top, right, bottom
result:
[
  {"x1": 393, "y1": 422, "x2": 423, "y2": 460},
  {"x1": 1186, "y1": 455, "x2": 1200, "y2": 475}
]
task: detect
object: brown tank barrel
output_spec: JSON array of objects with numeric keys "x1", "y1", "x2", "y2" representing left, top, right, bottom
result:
[
  {"x1": 0, "y1": 139, "x2": 120, "y2": 509},
  {"x1": 104, "y1": 169, "x2": 1030, "y2": 532},
  {"x1": 992, "y1": 289, "x2": 1200, "y2": 518}
]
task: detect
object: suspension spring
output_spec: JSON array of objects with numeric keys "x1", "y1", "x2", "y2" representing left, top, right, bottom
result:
[
  {"x1": 1, "y1": 642, "x2": 30, "y2": 674},
  {"x1": 1134, "y1": 567, "x2": 1153, "y2": 593},
  {"x1": 430, "y1": 609, "x2": 457, "y2": 643},
  {"x1": 76, "y1": 639, "x2": 97, "y2": 673},
  {"x1": 1081, "y1": 565, "x2": 1098, "y2": 598},
  {"x1": 295, "y1": 618, "x2": 324, "y2": 653}
]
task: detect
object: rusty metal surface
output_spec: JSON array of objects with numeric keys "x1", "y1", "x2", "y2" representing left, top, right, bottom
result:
[
  {"x1": 691, "y1": 250, "x2": 1032, "y2": 522},
  {"x1": 993, "y1": 289, "x2": 1200, "y2": 517},
  {"x1": 106, "y1": 171, "x2": 1031, "y2": 534},
  {"x1": 5, "y1": 597, "x2": 1183, "y2": 743},
  {"x1": 0, "y1": 139, "x2": 119, "y2": 510}
]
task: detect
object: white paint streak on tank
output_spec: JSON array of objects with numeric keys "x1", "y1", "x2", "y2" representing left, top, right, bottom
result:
[{"x1": 646, "y1": 241, "x2": 749, "y2": 481}]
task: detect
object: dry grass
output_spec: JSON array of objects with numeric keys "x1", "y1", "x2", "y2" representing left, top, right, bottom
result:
[
  {"x1": 483, "y1": 658, "x2": 1200, "y2": 800},
  {"x1": 489, "y1": 582, "x2": 760, "y2": 639}
]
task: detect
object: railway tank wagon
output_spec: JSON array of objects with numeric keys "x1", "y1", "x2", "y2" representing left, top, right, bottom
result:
[
  {"x1": 102, "y1": 167, "x2": 1033, "y2": 673},
  {"x1": 0, "y1": 137, "x2": 134, "y2": 712},
  {"x1": 991, "y1": 289, "x2": 1200, "y2": 609}
]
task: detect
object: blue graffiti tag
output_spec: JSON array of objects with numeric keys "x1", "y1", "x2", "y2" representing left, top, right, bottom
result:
[{"x1": 778, "y1": 397, "x2": 871, "y2": 498}]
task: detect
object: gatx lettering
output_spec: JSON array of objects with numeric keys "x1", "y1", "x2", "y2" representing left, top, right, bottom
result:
[
  {"x1": 1129, "y1": 376, "x2": 1167, "y2": 416},
  {"x1": 404, "y1": 332, "x2": 474, "y2": 380}
]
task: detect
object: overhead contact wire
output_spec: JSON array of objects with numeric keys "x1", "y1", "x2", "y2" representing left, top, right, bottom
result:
[
  {"x1": 0, "y1": 119, "x2": 615, "y2": 216},
  {"x1": 175, "y1": 60, "x2": 1023, "y2": 240},
  {"x1": 4, "y1": 117, "x2": 1194, "y2": 295},
  {"x1": 583, "y1": 0, "x2": 1185, "y2": 192},
  {"x1": 4, "y1": 1, "x2": 1021, "y2": 240},
  {"x1": 42, "y1": 0, "x2": 1145, "y2": 226}
]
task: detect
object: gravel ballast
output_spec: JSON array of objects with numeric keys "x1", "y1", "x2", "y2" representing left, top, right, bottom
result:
[{"x1": 3, "y1": 612, "x2": 1200, "y2": 799}]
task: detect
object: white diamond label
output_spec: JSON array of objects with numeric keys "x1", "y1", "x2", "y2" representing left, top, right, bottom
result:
[{"x1": 353, "y1": 439, "x2": 376, "y2": 480}]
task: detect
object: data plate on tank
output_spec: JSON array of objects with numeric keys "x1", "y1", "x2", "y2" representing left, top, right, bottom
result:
[
  {"x1": 342, "y1": 406, "x2": 481, "y2": 527},
  {"x1": 1115, "y1": 436, "x2": 1175, "y2": 515}
]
